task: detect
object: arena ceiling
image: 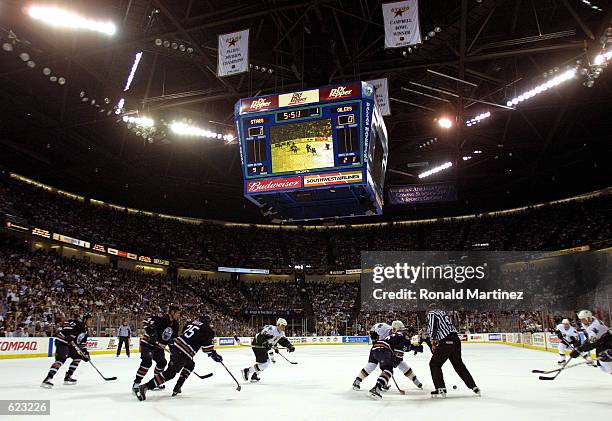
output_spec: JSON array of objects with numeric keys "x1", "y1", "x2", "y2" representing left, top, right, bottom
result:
[{"x1": 0, "y1": 0, "x2": 610, "y2": 223}]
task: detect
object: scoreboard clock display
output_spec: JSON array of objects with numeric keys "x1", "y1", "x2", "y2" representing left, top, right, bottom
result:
[{"x1": 235, "y1": 81, "x2": 388, "y2": 221}]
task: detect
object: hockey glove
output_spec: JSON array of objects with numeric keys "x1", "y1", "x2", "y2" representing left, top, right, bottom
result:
[
  {"x1": 274, "y1": 347, "x2": 280, "y2": 354},
  {"x1": 411, "y1": 344, "x2": 424, "y2": 355},
  {"x1": 208, "y1": 350, "x2": 223, "y2": 363},
  {"x1": 263, "y1": 342, "x2": 273, "y2": 351},
  {"x1": 287, "y1": 345, "x2": 295, "y2": 353},
  {"x1": 569, "y1": 349, "x2": 580, "y2": 359},
  {"x1": 81, "y1": 349, "x2": 90, "y2": 362}
]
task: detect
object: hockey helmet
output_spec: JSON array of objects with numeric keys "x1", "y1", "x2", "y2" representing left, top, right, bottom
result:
[
  {"x1": 276, "y1": 318, "x2": 288, "y2": 326},
  {"x1": 391, "y1": 320, "x2": 405, "y2": 331}
]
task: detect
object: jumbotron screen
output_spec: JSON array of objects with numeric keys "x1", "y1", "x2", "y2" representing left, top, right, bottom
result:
[{"x1": 269, "y1": 119, "x2": 334, "y2": 173}]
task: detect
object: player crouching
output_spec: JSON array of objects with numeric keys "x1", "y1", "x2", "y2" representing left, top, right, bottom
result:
[
  {"x1": 135, "y1": 316, "x2": 223, "y2": 401},
  {"x1": 570, "y1": 310, "x2": 612, "y2": 375},
  {"x1": 41, "y1": 314, "x2": 92, "y2": 388},
  {"x1": 242, "y1": 318, "x2": 295, "y2": 383},
  {"x1": 356, "y1": 321, "x2": 423, "y2": 400}
]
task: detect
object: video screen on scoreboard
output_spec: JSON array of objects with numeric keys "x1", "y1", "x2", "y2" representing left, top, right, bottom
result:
[{"x1": 269, "y1": 119, "x2": 334, "y2": 173}]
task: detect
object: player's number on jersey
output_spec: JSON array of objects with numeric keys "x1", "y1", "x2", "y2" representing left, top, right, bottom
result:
[{"x1": 183, "y1": 324, "x2": 200, "y2": 338}]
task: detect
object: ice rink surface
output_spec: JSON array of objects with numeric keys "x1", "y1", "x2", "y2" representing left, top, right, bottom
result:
[{"x1": 1, "y1": 344, "x2": 610, "y2": 420}]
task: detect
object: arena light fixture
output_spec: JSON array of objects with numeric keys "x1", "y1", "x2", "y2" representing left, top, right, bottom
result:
[
  {"x1": 170, "y1": 121, "x2": 235, "y2": 142},
  {"x1": 505, "y1": 68, "x2": 576, "y2": 107},
  {"x1": 115, "y1": 98, "x2": 125, "y2": 114},
  {"x1": 437, "y1": 117, "x2": 453, "y2": 129},
  {"x1": 123, "y1": 51, "x2": 142, "y2": 91},
  {"x1": 122, "y1": 115, "x2": 154, "y2": 127},
  {"x1": 418, "y1": 161, "x2": 453, "y2": 179},
  {"x1": 27, "y1": 6, "x2": 117, "y2": 36},
  {"x1": 466, "y1": 111, "x2": 491, "y2": 127}
]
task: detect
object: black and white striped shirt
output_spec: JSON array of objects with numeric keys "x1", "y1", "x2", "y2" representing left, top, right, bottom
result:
[{"x1": 427, "y1": 309, "x2": 457, "y2": 342}]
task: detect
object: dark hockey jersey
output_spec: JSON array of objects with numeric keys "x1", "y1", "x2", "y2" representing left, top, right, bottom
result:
[
  {"x1": 56, "y1": 319, "x2": 88, "y2": 350},
  {"x1": 173, "y1": 319, "x2": 215, "y2": 358},
  {"x1": 372, "y1": 332, "x2": 412, "y2": 358},
  {"x1": 141, "y1": 315, "x2": 179, "y2": 349}
]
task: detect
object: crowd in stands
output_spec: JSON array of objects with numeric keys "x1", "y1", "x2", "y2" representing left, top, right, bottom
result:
[
  {"x1": 2, "y1": 176, "x2": 609, "y2": 272},
  {"x1": 1, "y1": 175, "x2": 611, "y2": 338}
]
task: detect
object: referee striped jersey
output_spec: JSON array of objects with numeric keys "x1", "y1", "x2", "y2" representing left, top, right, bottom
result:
[{"x1": 426, "y1": 309, "x2": 457, "y2": 342}]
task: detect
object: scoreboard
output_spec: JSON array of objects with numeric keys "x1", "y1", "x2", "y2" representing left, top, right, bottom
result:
[{"x1": 234, "y1": 81, "x2": 388, "y2": 221}]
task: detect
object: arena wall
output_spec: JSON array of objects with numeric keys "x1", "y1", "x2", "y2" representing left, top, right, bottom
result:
[{"x1": 0, "y1": 333, "x2": 587, "y2": 359}]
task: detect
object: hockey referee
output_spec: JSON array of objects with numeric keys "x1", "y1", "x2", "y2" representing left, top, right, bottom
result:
[
  {"x1": 426, "y1": 308, "x2": 480, "y2": 397},
  {"x1": 117, "y1": 319, "x2": 132, "y2": 357}
]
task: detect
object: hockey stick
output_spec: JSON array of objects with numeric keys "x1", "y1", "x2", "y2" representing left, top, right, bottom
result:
[
  {"x1": 219, "y1": 361, "x2": 241, "y2": 391},
  {"x1": 532, "y1": 358, "x2": 600, "y2": 376},
  {"x1": 72, "y1": 344, "x2": 117, "y2": 381},
  {"x1": 273, "y1": 347, "x2": 298, "y2": 365},
  {"x1": 163, "y1": 347, "x2": 213, "y2": 379},
  {"x1": 391, "y1": 375, "x2": 406, "y2": 395}
]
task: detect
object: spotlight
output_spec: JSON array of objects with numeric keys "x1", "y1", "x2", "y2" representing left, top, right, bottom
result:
[
  {"x1": 79, "y1": 90, "x2": 86, "y2": 97},
  {"x1": 155, "y1": 38, "x2": 162, "y2": 46},
  {"x1": 418, "y1": 161, "x2": 453, "y2": 179},
  {"x1": 268, "y1": 68, "x2": 273, "y2": 74},
  {"x1": 19, "y1": 52, "x2": 30, "y2": 61},
  {"x1": 50, "y1": 76, "x2": 57, "y2": 82},
  {"x1": 104, "y1": 97, "x2": 110, "y2": 104},
  {"x1": 186, "y1": 47, "x2": 194, "y2": 54},
  {"x1": 171, "y1": 42, "x2": 178, "y2": 49},
  {"x1": 27, "y1": 6, "x2": 117, "y2": 36},
  {"x1": 179, "y1": 44, "x2": 186, "y2": 52},
  {"x1": 82, "y1": 97, "x2": 88, "y2": 102},
  {"x1": 163, "y1": 40, "x2": 170, "y2": 48},
  {"x1": 428, "y1": 31, "x2": 435, "y2": 37},
  {"x1": 26, "y1": 60, "x2": 36, "y2": 68},
  {"x1": 123, "y1": 51, "x2": 143, "y2": 91},
  {"x1": 2, "y1": 42, "x2": 13, "y2": 52},
  {"x1": 43, "y1": 67, "x2": 52, "y2": 76},
  {"x1": 90, "y1": 99, "x2": 96, "y2": 105},
  {"x1": 434, "y1": 26, "x2": 442, "y2": 33},
  {"x1": 437, "y1": 117, "x2": 453, "y2": 129},
  {"x1": 505, "y1": 68, "x2": 576, "y2": 107}
]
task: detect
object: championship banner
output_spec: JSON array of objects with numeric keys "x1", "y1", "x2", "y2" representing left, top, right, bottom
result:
[
  {"x1": 217, "y1": 29, "x2": 249, "y2": 77},
  {"x1": 388, "y1": 182, "x2": 456, "y2": 205},
  {"x1": 366, "y1": 78, "x2": 391, "y2": 116},
  {"x1": 382, "y1": 0, "x2": 422, "y2": 48}
]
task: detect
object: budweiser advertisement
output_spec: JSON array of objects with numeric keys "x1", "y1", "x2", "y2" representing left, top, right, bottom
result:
[
  {"x1": 303, "y1": 171, "x2": 363, "y2": 187},
  {"x1": 246, "y1": 176, "x2": 302, "y2": 193},
  {"x1": 240, "y1": 95, "x2": 279, "y2": 113},
  {"x1": 320, "y1": 82, "x2": 361, "y2": 101}
]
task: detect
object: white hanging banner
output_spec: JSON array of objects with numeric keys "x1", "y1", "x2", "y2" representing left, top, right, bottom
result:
[
  {"x1": 217, "y1": 29, "x2": 249, "y2": 77},
  {"x1": 382, "y1": 0, "x2": 422, "y2": 48},
  {"x1": 366, "y1": 78, "x2": 391, "y2": 116}
]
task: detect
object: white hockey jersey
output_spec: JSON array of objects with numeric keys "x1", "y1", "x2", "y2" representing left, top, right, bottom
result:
[
  {"x1": 555, "y1": 323, "x2": 579, "y2": 342},
  {"x1": 582, "y1": 318, "x2": 611, "y2": 343},
  {"x1": 256, "y1": 325, "x2": 287, "y2": 346},
  {"x1": 370, "y1": 323, "x2": 392, "y2": 340}
]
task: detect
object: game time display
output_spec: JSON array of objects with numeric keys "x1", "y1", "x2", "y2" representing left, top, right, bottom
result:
[{"x1": 234, "y1": 81, "x2": 388, "y2": 221}]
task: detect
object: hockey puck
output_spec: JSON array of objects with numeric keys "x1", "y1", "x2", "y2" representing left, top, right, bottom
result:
[{"x1": 452, "y1": 385, "x2": 457, "y2": 390}]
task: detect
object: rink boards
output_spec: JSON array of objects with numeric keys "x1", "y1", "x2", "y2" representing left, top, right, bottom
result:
[{"x1": 0, "y1": 332, "x2": 586, "y2": 360}]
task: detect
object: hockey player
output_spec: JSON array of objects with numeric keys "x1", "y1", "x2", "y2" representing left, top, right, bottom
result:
[
  {"x1": 570, "y1": 310, "x2": 612, "y2": 375},
  {"x1": 555, "y1": 318, "x2": 580, "y2": 364},
  {"x1": 135, "y1": 316, "x2": 223, "y2": 400},
  {"x1": 132, "y1": 306, "x2": 181, "y2": 392},
  {"x1": 41, "y1": 314, "x2": 92, "y2": 388},
  {"x1": 242, "y1": 318, "x2": 295, "y2": 383},
  {"x1": 353, "y1": 321, "x2": 423, "y2": 398}
]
